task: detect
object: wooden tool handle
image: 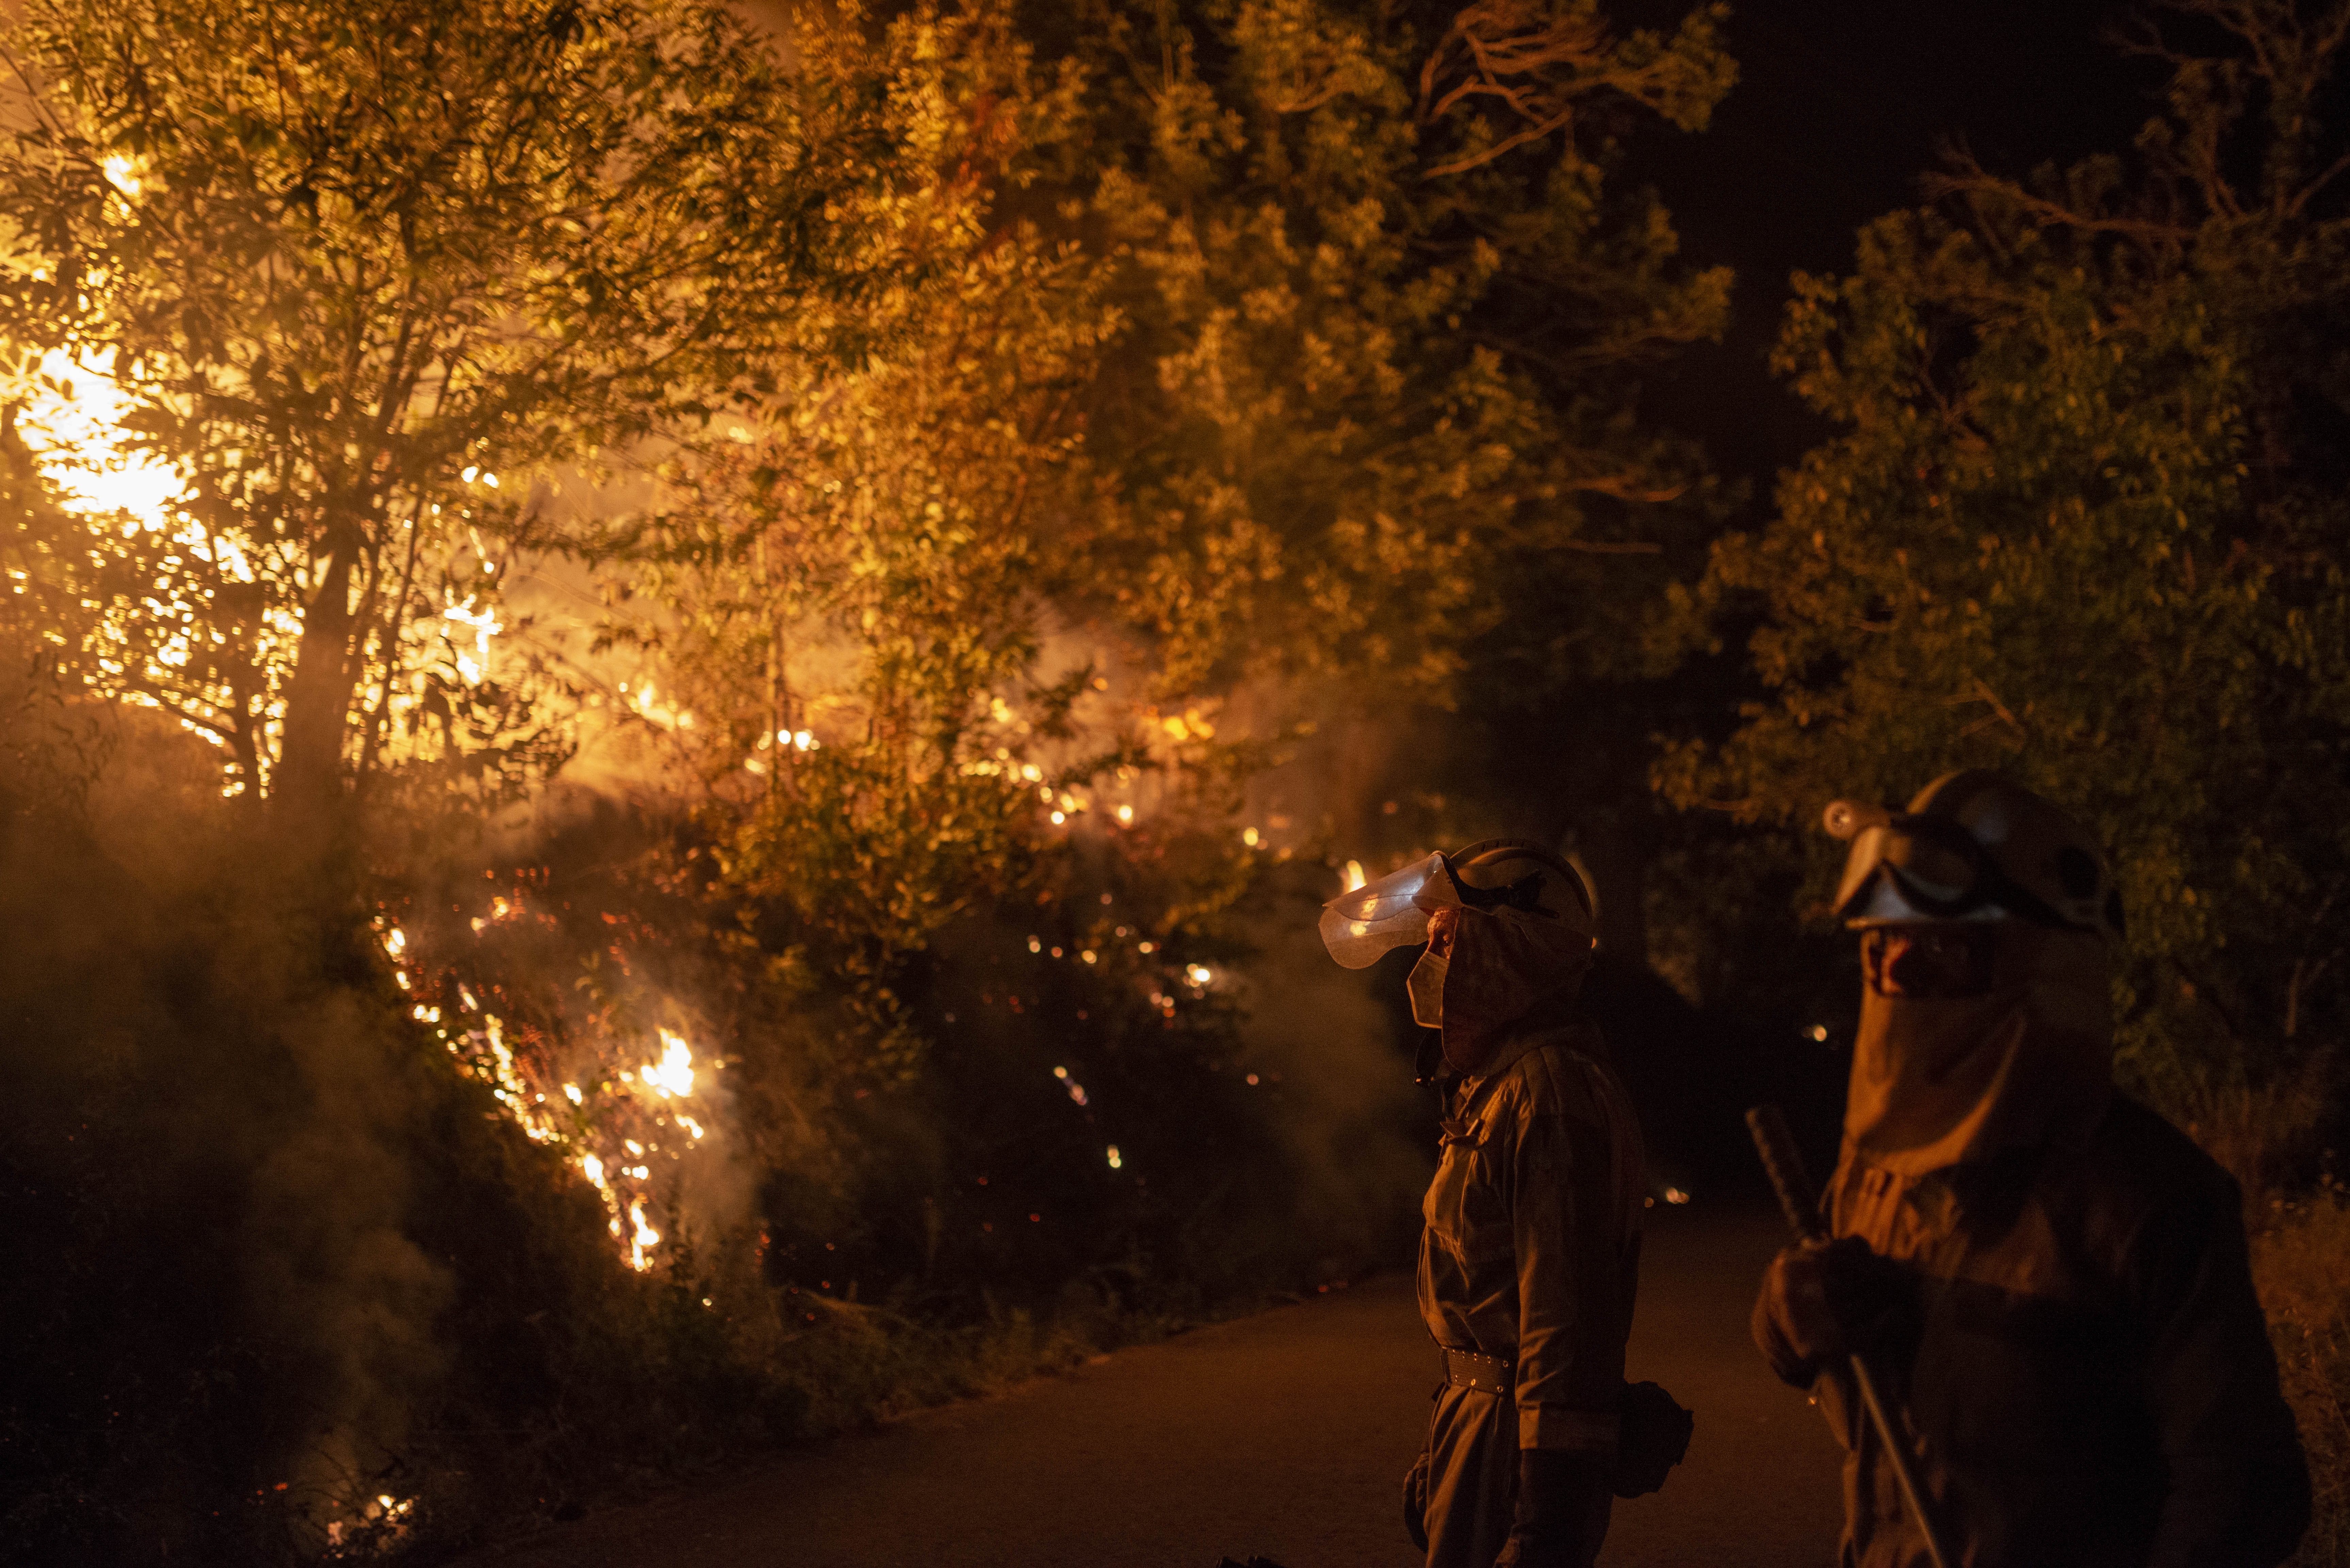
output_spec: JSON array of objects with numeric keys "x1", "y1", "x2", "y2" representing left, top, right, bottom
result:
[{"x1": 1745, "y1": 1103, "x2": 1824, "y2": 1242}]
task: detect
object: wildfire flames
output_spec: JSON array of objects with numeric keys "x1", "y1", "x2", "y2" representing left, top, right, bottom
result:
[{"x1": 376, "y1": 912, "x2": 715, "y2": 1274}]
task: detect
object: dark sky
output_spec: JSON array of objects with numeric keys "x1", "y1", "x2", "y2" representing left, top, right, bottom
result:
[{"x1": 1625, "y1": 0, "x2": 2165, "y2": 495}]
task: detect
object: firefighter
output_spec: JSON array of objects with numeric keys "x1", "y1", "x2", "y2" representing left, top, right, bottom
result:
[
  {"x1": 1754, "y1": 770, "x2": 2310, "y2": 1567},
  {"x1": 1322, "y1": 840, "x2": 1686, "y2": 1568}
]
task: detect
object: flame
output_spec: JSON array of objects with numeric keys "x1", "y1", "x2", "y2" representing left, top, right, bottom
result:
[
  {"x1": 645, "y1": 1029, "x2": 694, "y2": 1097},
  {"x1": 376, "y1": 916, "x2": 714, "y2": 1272},
  {"x1": 1342, "y1": 860, "x2": 1367, "y2": 892},
  {"x1": 623, "y1": 680, "x2": 694, "y2": 730},
  {"x1": 627, "y1": 1199, "x2": 661, "y2": 1270},
  {"x1": 441, "y1": 598, "x2": 502, "y2": 685},
  {"x1": 12, "y1": 348, "x2": 184, "y2": 523}
]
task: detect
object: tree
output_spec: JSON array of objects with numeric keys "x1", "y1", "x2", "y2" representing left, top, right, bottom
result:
[
  {"x1": 621, "y1": 0, "x2": 1739, "y2": 1054},
  {"x1": 0, "y1": 0, "x2": 926, "y2": 821},
  {"x1": 1661, "y1": 0, "x2": 2350, "y2": 1096},
  {"x1": 611, "y1": 4, "x2": 1127, "y2": 1069},
  {"x1": 1041, "y1": 0, "x2": 1734, "y2": 707}
]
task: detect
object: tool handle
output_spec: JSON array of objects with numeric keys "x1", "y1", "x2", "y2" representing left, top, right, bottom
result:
[
  {"x1": 1745, "y1": 1103, "x2": 1825, "y2": 1242},
  {"x1": 1744, "y1": 1104, "x2": 1955, "y2": 1568},
  {"x1": 1851, "y1": 1357, "x2": 1953, "y2": 1568}
]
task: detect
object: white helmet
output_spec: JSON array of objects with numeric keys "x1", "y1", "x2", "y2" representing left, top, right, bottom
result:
[{"x1": 1319, "y1": 838, "x2": 1595, "y2": 968}]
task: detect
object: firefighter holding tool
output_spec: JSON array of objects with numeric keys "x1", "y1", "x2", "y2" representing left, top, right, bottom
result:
[
  {"x1": 1321, "y1": 839, "x2": 1690, "y2": 1568},
  {"x1": 1754, "y1": 771, "x2": 2308, "y2": 1567}
]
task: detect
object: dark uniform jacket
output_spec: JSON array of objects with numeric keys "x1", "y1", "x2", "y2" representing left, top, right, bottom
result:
[
  {"x1": 1760, "y1": 1093, "x2": 2309, "y2": 1568},
  {"x1": 1420, "y1": 1018, "x2": 1646, "y2": 1455}
]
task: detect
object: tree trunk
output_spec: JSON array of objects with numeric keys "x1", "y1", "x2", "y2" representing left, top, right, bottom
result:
[{"x1": 273, "y1": 537, "x2": 362, "y2": 843}]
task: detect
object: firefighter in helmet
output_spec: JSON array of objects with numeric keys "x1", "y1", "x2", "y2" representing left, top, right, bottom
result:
[
  {"x1": 1323, "y1": 839, "x2": 1688, "y2": 1568},
  {"x1": 1753, "y1": 770, "x2": 2309, "y2": 1566}
]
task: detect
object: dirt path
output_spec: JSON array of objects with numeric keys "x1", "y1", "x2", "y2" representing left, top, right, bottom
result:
[{"x1": 458, "y1": 1203, "x2": 1843, "y2": 1568}]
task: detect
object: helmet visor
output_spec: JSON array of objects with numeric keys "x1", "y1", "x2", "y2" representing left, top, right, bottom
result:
[{"x1": 1319, "y1": 852, "x2": 1456, "y2": 968}]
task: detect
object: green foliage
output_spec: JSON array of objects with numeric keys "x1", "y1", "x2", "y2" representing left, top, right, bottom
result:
[
  {"x1": 1660, "y1": 0, "x2": 2350, "y2": 1088},
  {"x1": 1048, "y1": 0, "x2": 1734, "y2": 699},
  {"x1": 613, "y1": 0, "x2": 1737, "y2": 1072},
  {"x1": 606, "y1": 5, "x2": 1116, "y2": 1055}
]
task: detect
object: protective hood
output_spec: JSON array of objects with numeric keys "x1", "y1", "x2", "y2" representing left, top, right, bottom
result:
[
  {"x1": 1321, "y1": 839, "x2": 1595, "y2": 1073},
  {"x1": 1846, "y1": 924, "x2": 2114, "y2": 1171},
  {"x1": 1428, "y1": 903, "x2": 1595, "y2": 1071},
  {"x1": 1835, "y1": 773, "x2": 2117, "y2": 1172}
]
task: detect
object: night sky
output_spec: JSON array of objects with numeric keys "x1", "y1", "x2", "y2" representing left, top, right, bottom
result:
[{"x1": 1627, "y1": 0, "x2": 2162, "y2": 496}]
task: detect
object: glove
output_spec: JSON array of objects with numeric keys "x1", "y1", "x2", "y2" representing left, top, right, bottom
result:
[
  {"x1": 1494, "y1": 1448, "x2": 1609, "y2": 1568},
  {"x1": 1402, "y1": 1448, "x2": 1430, "y2": 1552},
  {"x1": 1752, "y1": 1236, "x2": 1912, "y2": 1386}
]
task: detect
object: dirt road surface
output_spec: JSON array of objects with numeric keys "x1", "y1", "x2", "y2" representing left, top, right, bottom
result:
[{"x1": 459, "y1": 1202, "x2": 1843, "y2": 1568}]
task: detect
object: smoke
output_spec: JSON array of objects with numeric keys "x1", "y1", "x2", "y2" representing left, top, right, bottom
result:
[
  {"x1": 239, "y1": 986, "x2": 451, "y2": 1541},
  {"x1": 0, "y1": 690, "x2": 461, "y2": 1553},
  {"x1": 1228, "y1": 873, "x2": 1433, "y2": 1273}
]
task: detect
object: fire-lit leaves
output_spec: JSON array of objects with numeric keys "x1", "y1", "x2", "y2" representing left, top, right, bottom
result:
[
  {"x1": 0, "y1": 0, "x2": 957, "y2": 808},
  {"x1": 1059, "y1": 0, "x2": 1732, "y2": 702}
]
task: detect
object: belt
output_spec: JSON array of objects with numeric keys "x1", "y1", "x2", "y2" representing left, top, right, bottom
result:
[{"x1": 1441, "y1": 1347, "x2": 1513, "y2": 1395}]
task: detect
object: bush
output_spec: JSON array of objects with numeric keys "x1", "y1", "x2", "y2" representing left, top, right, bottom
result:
[
  {"x1": 0, "y1": 666, "x2": 1418, "y2": 1565},
  {"x1": 2254, "y1": 1183, "x2": 2350, "y2": 1568}
]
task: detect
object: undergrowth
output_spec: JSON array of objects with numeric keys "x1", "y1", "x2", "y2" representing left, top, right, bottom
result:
[
  {"x1": 2256, "y1": 1183, "x2": 2350, "y2": 1568},
  {"x1": 2168, "y1": 1066, "x2": 2349, "y2": 1568},
  {"x1": 0, "y1": 682, "x2": 1412, "y2": 1567}
]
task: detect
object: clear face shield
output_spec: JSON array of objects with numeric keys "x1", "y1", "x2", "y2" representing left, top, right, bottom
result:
[
  {"x1": 1318, "y1": 844, "x2": 1590, "y2": 966},
  {"x1": 1318, "y1": 852, "x2": 1455, "y2": 969},
  {"x1": 1321, "y1": 841, "x2": 1596, "y2": 1082}
]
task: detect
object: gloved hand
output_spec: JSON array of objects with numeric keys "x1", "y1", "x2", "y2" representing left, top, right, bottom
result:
[
  {"x1": 1493, "y1": 1448, "x2": 1609, "y2": 1568},
  {"x1": 1402, "y1": 1449, "x2": 1430, "y2": 1552},
  {"x1": 1751, "y1": 1236, "x2": 1913, "y2": 1387}
]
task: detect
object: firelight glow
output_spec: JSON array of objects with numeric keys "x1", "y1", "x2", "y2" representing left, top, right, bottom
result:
[
  {"x1": 646, "y1": 1029, "x2": 696, "y2": 1098},
  {"x1": 375, "y1": 917, "x2": 715, "y2": 1273}
]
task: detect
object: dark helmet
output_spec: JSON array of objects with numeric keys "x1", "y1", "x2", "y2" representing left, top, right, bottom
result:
[{"x1": 1824, "y1": 770, "x2": 2122, "y2": 940}]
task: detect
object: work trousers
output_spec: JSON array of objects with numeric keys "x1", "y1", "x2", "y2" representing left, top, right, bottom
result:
[{"x1": 1416, "y1": 1383, "x2": 1612, "y2": 1568}]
